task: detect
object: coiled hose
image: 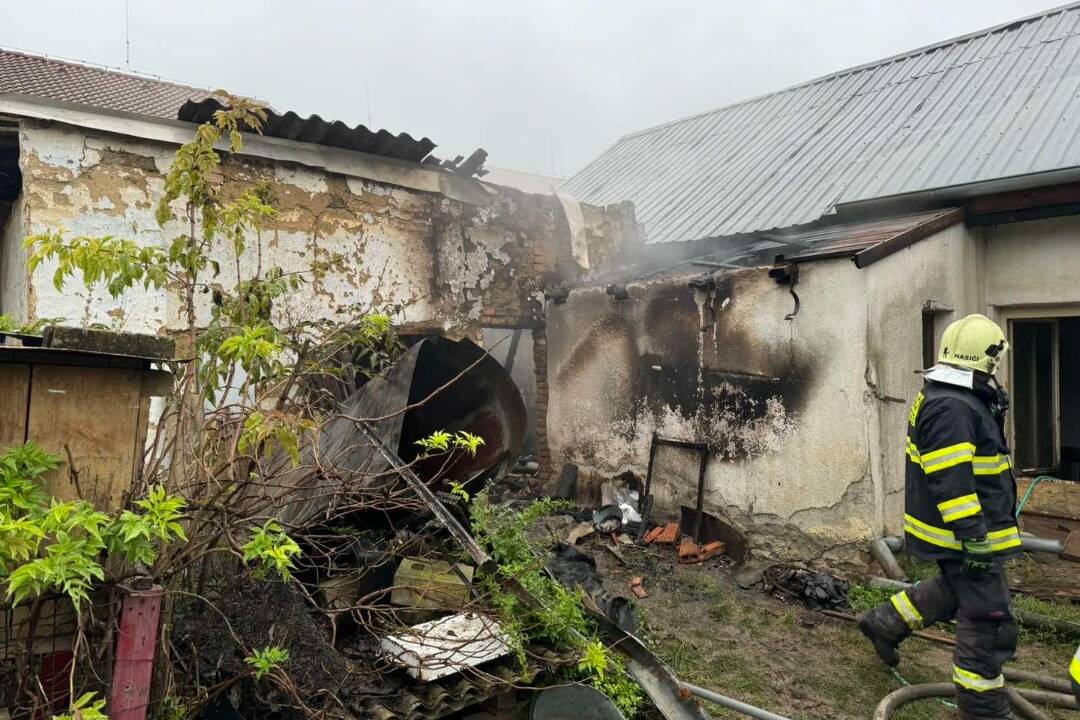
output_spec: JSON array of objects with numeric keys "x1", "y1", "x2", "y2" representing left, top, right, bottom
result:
[{"x1": 873, "y1": 671, "x2": 1079, "y2": 720}]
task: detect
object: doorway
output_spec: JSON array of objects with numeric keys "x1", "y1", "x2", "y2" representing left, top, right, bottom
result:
[{"x1": 1009, "y1": 314, "x2": 1080, "y2": 478}]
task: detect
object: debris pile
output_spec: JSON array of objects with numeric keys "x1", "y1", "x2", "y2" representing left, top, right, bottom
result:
[{"x1": 763, "y1": 565, "x2": 851, "y2": 611}]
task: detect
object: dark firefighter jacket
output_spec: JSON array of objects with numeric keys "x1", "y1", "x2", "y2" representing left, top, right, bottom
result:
[{"x1": 904, "y1": 375, "x2": 1021, "y2": 562}]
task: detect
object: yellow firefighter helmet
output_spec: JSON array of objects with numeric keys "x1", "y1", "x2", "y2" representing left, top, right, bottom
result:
[{"x1": 938, "y1": 314, "x2": 1008, "y2": 375}]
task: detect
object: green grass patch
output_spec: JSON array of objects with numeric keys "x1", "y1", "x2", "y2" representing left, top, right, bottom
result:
[
  {"x1": 848, "y1": 583, "x2": 893, "y2": 613},
  {"x1": 675, "y1": 573, "x2": 728, "y2": 601},
  {"x1": 896, "y1": 554, "x2": 938, "y2": 582},
  {"x1": 1014, "y1": 593, "x2": 1080, "y2": 648}
]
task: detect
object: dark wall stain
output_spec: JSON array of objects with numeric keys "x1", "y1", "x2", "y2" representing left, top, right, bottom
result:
[{"x1": 558, "y1": 270, "x2": 817, "y2": 464}]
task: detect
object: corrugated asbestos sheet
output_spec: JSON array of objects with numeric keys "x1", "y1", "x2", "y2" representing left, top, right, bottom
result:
[
  {"x1": 179, "y1": 98, "x2": 436, "y2": 164},
  {"x1": 563, "y1": 3, "x2": 1080, "y2": 244}
]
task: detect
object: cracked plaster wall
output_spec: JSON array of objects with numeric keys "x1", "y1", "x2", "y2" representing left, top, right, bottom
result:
[{"x1": 2, "y1": 121, "x2": 602, "y2": 339}]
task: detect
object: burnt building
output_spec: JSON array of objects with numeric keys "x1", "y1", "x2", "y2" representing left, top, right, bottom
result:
[{"x1": 554, "y1": 5, "x2": 1080, "y2": 562}]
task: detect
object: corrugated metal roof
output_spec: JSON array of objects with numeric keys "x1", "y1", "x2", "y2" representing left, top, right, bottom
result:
[
  {"x1": 562, "y1": 2, "x2": 1080, "y2": 244},
  {"x1": 481, "y1": 166, "x2": 566, "y2": 194},
  {"x1": 179, "y1": 97, "x2": 437, "y2": 164}
]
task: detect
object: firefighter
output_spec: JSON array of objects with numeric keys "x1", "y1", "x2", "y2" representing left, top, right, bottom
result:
[
  {"x1": 1072, "y1": 643, "x2": 1079, "y2": 703},
  {"x1": 859, "y1": 314, "x2": 1019, "y2": 720}
]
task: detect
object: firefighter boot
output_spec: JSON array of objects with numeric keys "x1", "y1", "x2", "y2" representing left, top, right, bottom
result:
[
  {"x1": 955, "y1": 711, "x2": 1013, "y2": 720},
  {"x1": 857, "y1": 602, "x2": 909, "y2": 667}
]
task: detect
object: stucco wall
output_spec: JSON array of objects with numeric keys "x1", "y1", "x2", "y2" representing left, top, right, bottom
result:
[
  {"x1": 984, "y1": 215, "x2": 1080, "y2": 308},
  {"x1": 545, "y1": 222, "x2": 997, "y2": 562},
  {"x1": 3, "y1": 120, "x2": 627, "y2": 339},
  {"x1": 861, "y1": 223, "x2": 984, "y2": 537},
  {"x1": 547, "y1": 260, "x2": 878, "y2": 562}
]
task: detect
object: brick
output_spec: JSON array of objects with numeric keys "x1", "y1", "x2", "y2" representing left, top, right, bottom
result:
[
  {"x1": 677, "y1": 539, "x2": 725, "y2": 564},
  {"x1": 645, "y1": 522, "x2": 679, "y2": 545}
]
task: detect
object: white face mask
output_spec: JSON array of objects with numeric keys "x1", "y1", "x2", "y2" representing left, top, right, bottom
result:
[{"x1": 922, "y1": 364, "x2": 974, "y2": 389}]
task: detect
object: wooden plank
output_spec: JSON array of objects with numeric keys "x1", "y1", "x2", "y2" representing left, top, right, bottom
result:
[
  {"x1": 853, "y1": 208, "x2": 964, "y2": 269},
  {"x1": 0, "y1": 364, "x2": 29, "y2": 449},
  {"x1": 110, "y1": 588, "x2": 162, "y2": 720},
  {"x1": 964, "y1": 180, "x2": 1080, "y2": 215},
  {"x1": 1017, "y1": 477, "x2": 1080, "y2": 520},
  {"x1": 27, "y1": 365, "x2": 143, "y2": 511}
]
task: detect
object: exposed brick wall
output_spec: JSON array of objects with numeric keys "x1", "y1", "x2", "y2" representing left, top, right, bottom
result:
[{"x1": 531, "y1": 324, "x2": 550, "y2": 475}]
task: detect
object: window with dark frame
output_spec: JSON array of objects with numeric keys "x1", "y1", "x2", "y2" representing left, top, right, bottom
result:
[{"x1": 921, "y1": 310, "x2": 937, "y2": 370}]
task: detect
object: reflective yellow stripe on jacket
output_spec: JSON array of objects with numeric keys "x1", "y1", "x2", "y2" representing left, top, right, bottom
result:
[
  {"x1": 987, "y1": 526, "x2": 1022, "y2": 552},
  {"x1": 904, "y1": 515, "x2": 1021, "y2": 552},
  {"x1": 920, "y1": 442, "x2": 976, "y2": 474},
  {"x1": 904, "y1": 514, "x2": 962, "y2": 550},
  {"x1": 1070, "y1": 646, "x2": 1080, "y2": 685},
  {"x1": 972, "y1": 454, "x2": 1011, "y2": 475},
  {"x1": 937, "y1": 493, "x2": 982, "y2": 523},
  {"x1": 906, "y1": 440, "x2": 1010, "y2": 477}
]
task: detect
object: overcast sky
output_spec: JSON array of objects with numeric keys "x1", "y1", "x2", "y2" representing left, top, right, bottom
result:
[{"x1": 0, "y1": 1, "x2": 1063, "y2": 177}]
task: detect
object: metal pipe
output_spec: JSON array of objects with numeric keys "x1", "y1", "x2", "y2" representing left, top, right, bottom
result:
[
  {"x1": 1005, "y1": 668, "x2": 1073, "y2": 695},
  {"x1": 693, "y1": 452, "x2": 708, "y2": 543},
  {"x1": 1013, "y1": 688, "x2": 1078, "y2": 710},
  {"x1": 869, "y1": 538, "x2": 908, "y2": 581},
  {"x1": 684, "y1": 683, "x2": 793, "y2": 720},
  {"x1": 877, "y1": 532, "x2": 1062, "y2": 555},
  {"x1": 1008, "y1": 688, "x2": 1053, "y2": 720},
  {"x1": 867, "y1": 576, "x2": 911, "y2": 593},
  {"x1": 1020, "y1": 533, "x2": 1064, "y2": 555}
]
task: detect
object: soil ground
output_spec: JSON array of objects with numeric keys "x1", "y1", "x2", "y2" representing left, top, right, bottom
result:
[{"x1": 583, "y1": 539, "x2": 1079, "y2": 720}]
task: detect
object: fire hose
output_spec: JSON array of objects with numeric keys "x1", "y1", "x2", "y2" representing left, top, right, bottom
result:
[{"x1": 873, "y1": 674, "x2": 1079, "y2": 720}]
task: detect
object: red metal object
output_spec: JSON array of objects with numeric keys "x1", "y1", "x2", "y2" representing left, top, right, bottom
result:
[
  {"x1": 110, "y1": 586, "x2": 162, "y2": 720},
  {"x1": 36, "y1": 649, "x2": 73, "y2": 718}
]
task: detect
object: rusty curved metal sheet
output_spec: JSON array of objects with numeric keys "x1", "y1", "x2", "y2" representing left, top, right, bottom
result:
[{"x1": 275, "y1": 336, "x2": 525, "y2": 526}]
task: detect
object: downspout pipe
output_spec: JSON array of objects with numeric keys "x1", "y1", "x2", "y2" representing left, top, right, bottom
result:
[
  {"x1": 869, "y1": 537, "x2": 908, "y2": 581},
  {"x1": 684, "y1": 683, "x2": 794, "y2": 720},
  {"x1": 1020, "y1": 532, "x2": 1065, "y2": 555}
]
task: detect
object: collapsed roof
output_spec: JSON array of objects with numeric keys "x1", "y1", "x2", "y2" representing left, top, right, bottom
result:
[{"x1": 0, "y1": 47, "x2": 484, "y2": 175}]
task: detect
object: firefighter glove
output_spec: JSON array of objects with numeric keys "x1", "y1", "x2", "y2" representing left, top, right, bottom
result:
[{"x1": 961, "y1": 537, "x2": 994, "y2": 574}]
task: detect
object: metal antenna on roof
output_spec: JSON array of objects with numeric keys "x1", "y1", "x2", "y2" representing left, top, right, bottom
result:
[
  {"x1": 365, "y1": 81, "x2": 373, "y2": 127},
  {"x1": 124, "y1": 0, "x2": 131, "y2": 68},
  {"x1": 549, "y1": 130, "x2": 556, "y2": 176}
]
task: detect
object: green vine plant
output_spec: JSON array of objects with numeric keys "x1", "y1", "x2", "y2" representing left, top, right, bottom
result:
[
  {"x1": 0, "y1": 313, "x2": 61, "y2": 335},
  {"x1": 50, "y1": 691, "x2": 108, "y2": 720},
  {"x1": 0, "y1": 82, "x2": 533, "y2": 720},
  {"x1": 469, "y1": 493, "x2": 643, "y2": 716},
  {"x1": 0, "y1": 443, "x2": 187, "y2": 609},
  {"x1": 6, "y1": 91, "x2": 415, "y2": 717}
]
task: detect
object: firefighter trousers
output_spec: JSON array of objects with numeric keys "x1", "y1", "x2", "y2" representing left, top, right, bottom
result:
[{"x1": 889, "y1": 560, "x2": 1017, "y2": 719}]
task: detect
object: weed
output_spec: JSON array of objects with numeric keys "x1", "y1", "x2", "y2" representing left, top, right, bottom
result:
[
  {"x1": 470, "y1": 494, "x2": 642, "y2": 716},
  {"x1": 708, "y1": 594, "x2": 734, "y2": 622},
  {"x1": 675, "y1": 573, "x2": 727, "y2": 601},
  {"x1": 1014, "y1": 594, "x2": 1080, "y2": 648},
  {"x1": 897, "y1": 554, "x2": 938, "y2": 582},
  {"x1": 847, "y1": 583, "x2": 892, "y2": 613}
]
